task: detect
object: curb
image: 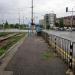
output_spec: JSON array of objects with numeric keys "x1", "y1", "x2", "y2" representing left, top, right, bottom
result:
[
  {"x1": 0, "y1": 34, "x2": 28, "y2": 71},
  {"x1": 0, "y1": 34, "x2": 27, "y2": 60}
]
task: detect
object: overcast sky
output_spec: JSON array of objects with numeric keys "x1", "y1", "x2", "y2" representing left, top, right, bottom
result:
[{"x1": 0, "y1": 0, "x2": 75, "y2": 24}]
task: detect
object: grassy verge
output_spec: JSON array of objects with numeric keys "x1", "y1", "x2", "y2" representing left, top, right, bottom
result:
[
  {"x1": 0, "y1": 32, "x2": 10, "y2": 37},
  {"x1": 0, "y1": 33, "x2": 26, "y2": 56}
]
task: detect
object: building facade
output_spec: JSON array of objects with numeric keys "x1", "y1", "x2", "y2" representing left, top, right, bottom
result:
[
  {"x1": 64, "y1": 16, "x2": 75, "y2": 27},
  {"x1": 56, "y1": 16, "x2": 75, "y2": 27},
  {"x1": 44, "y1": 13, "x2": 56, "y2": 29},
  {"x1": 39, "y1": 19, "x2": 45, "y2": 28}
]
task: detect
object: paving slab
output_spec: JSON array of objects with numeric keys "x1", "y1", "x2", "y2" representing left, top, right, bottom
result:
[
  {"x1": 5, "y1": 35, "x2": 67, "y2": 75},
  {"x1": 0, "y1": 71, "x2": 13, "y2": 75}
]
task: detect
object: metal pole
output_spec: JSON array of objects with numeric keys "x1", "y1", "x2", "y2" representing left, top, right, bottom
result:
[
  {"x1": 3, "y1": 23, "x2": 4, "y2": 30},
  {"x1": 31, "y1": 0, "x2": 34, "y2": 33},
  {"x1": 66, "y1": 7, "x2": 75, "y2": 32},
  {"x1": 32, "y1": 0, "x2": 33, "y2": 25},
  {"x1": 71, "y1": 8, "x2": 73, "y2": 32},
  {"x1": 18, "y1": 9, "x2": 20, "y2": 30},
  {"x1": 23, "y1": 16, "x2": 24, "y2": 24}
]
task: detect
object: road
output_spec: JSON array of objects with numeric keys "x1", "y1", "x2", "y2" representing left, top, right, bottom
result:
[
  {"x1": 44, "y1": 30, "x2": 75, "y2": 57},
  {"x1": 44, "y1": 30, "x2": 75, "y2": 42}
]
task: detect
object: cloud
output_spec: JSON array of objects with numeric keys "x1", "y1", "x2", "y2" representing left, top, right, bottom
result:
[{"x1": 0, "y1": 0, "x2": 75, "y2": 23}]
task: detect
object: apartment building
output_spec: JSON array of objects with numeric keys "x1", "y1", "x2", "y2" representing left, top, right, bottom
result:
[
  {"x1": 44, "y1": 13, "x2": 56, "y2": 29},
  {"x1": 39, "y1": 19, "x2": 45, "y2": 29},
  {"x1": 64, "y1": 16, "x2": 75, "y2": 27},
  {"x1": 56, "y1": 16, "x2": 75, "y2": 27}
]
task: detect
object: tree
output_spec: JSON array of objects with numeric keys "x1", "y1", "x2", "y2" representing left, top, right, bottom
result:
[
  {"x1": 15, "y1": 23, "x2": 20, "y2": 29},
  {"x1": 55, "y1": 22, "x2": 59, "y2": 27},
  {"x1": 46, "y1": 25, "x2": 50, "y2": 29},
  {"x1": 0, "y1": 24, "x2": 3, "y2": 29},
  {"x1": 4, "y1": 20, "x2": 9, "y2": 28},
  {"x1": 59, "y1": 18, "x2": 64, "y2": 28},
  {"x1": 10, "y1": 24, "x2": 15, "y2": 28}
]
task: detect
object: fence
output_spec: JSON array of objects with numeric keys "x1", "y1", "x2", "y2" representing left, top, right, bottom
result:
[{"x1": 41, "y1": 31, "x2": 75, "y2": 74}]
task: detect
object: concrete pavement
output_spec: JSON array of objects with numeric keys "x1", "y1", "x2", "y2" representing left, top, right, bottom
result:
[
  {"x1": 5, "y1": 35, "x2": 67, "y2": 75},
  {"x1": 0, "y1": 35, "x2": 27, "y2": 75}
]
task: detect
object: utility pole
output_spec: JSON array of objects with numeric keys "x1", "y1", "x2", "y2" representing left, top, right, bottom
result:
[
  {"x1": 31, "y1": 0, "x2": 34, "y2": 33},
  {"x1": 23, "y1": 16, "x2": 25, "y2": 30},
  {"x1": 23, "y1": 16, "x2": 24, "y2": 24},
  {"x1": 18, "y1": 9, "x2": 21, "y2": 30},
  {"x1": 66, "y1": 7, "x2": 75, "y2": 32},
  {"x1": 70, "y1": 8, "x2": 73, "y2": 32},
  {"x1": 1, "y1": 14, "x2": 5, "y2": 30}
]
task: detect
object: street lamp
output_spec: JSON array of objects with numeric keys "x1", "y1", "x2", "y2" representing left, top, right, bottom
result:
[{"x1": 66, "y1": 7, "x2": 75, "y2": 32}]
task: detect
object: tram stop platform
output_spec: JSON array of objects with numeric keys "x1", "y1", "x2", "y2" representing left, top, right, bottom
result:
[{"x1": 1, "y1": 35, "x2": 67, "y2": 75}]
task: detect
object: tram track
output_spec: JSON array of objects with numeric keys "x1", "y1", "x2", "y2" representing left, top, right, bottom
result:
[{"x1": 0, "y1": 32, "x2": 26, "y2": 56}]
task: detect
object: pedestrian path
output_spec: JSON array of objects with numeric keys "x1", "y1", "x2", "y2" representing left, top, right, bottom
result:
[{"x1": 5, "y1": 35, "x2": 67, "y2": 75}]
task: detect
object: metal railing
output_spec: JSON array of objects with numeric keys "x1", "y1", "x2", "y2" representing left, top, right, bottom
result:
[{"x1": 41, "y1": 31, "x2": 75, "y2": 74}]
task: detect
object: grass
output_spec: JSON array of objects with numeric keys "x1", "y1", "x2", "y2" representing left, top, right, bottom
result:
[
  {"x1": 0, "y1": 32, "x2": 10, "y2": 37},
  {"x1": 41, "y1": 50, "x2": 55, "y2": 60},
  {"x1": 0, "y1": 33, "x2": 26, "y2": 56},
  {"x1": 0, "y1": 48, "x2": 5, "y2": 56}
]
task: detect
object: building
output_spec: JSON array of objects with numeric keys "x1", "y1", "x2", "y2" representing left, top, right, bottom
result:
[
  {"x1": 64, "y1": 16, "x2": 75, "y2": 27},
  {"x1": 39, "y1": 19, "x2": 45, "y2": 28},
  {"x1": 44, "y1": 13, "x2": 56, "y2": 29},
  {"x1": 56, "y1": 18, "x2": 60, "y2": 24},
  {"x1": 56, "y1": 16, "x2": 75, "y2": 27}
]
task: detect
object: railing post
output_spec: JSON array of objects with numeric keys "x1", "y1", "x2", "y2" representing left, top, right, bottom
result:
[
  {"x1": 45, "y1": 32, "x2": 46, "y2": 41},
  {"x1": 55, "y1": 37, "x2": 56, "y2": 53},
  {"x1": 65, "y1": 39, "x2": 67, "y2": 63},
  {"x1": 62, "y1": 39, "x2": 64, "y2": 60},
  {"x1": 49, "y1": 35, "x2": 51, "y2": 45},
  {"x1": 69, "y1": 42, "x2": 73, "y2": 70},
  {"x1": 67, "y1": 41, "x2": 69, "y2": 66}
]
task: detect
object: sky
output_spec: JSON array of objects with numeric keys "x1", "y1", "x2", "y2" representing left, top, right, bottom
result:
[{"x1": 0, "y1": 0, "x2": 75, "y2": 24}]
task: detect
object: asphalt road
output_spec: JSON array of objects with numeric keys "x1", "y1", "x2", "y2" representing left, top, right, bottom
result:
[
  {"x1": 44, "y1": 30, "x2": 75, "y2": 42},
  {"x1": 5, "y1": 35, "x2": 66, "y2": 75},
  {"x1": 44, "y1": 30, "x2": 75, "y2": 57}
]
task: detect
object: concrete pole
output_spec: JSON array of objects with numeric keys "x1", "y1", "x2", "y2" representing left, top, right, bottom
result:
[{"x1": 31, "y1": 0, "x2": 34, "y2": 33}]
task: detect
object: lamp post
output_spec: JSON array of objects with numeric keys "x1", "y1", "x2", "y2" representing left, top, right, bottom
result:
[{"x1": 66, "y1": 7, "x2": 75, "y2": 32}]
